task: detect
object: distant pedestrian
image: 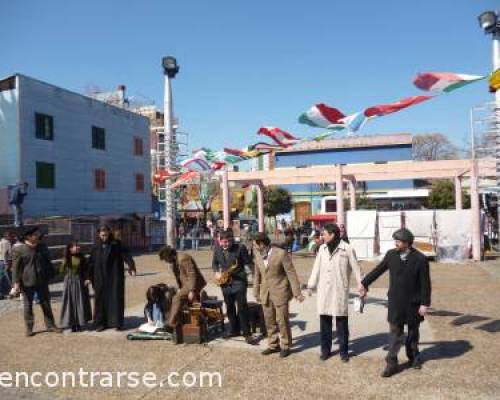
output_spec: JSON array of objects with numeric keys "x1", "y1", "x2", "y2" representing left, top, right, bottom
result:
[
  {"x1": 9, "y1": 182, "x2": 28, "y2": 227},
  {"x1": 191, "y1": 220, "x2": 200, "y2": 251},
  {"x1": 11, "y1": 227, "x2": 62, "y2": 336},
  {"x1": 59, "y1": 241, "x2": 92, "y2": 332},
  {"x1": 339, "y1": 224, "x2": 349, "y2": 244},
  {"x1": 0, "y1": 231, "x2": 13, "y2": 299},
  {"x1": 178, "y1": 223, "x2": 186, "y2": 251}
]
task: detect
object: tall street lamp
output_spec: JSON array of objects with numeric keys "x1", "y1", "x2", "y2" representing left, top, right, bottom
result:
[
  {"x1": 478, "y1": 11, "x2": 500, "y2": 245},
  {"x1": 162, "y1": 56, "x2": 180, "y2": 247}
]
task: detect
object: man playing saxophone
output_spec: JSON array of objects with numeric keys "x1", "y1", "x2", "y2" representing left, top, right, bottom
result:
[{"x1": 212, "y1": 229, "x2": 257, "y2": 344}]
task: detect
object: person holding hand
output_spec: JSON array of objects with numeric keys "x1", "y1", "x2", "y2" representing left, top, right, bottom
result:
[
  {"x1": 253, "y1": 233, "x2": 303, "y2": 358},
  {"x1": 307, "y1": 223, "x2": 363, "y2": 362},
  {"x1": 359, "y1": 228, "x2": 431, "y2": 378}
]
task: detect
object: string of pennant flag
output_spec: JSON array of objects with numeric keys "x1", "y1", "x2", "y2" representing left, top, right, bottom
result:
[{"x1": 154, "y1": 70, "x2": 498, "y2": 188}]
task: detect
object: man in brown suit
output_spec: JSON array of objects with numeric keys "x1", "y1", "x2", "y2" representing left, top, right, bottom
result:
[
  {"x1": 159, "y1": 246, "x2": 207, "y2": 328},
  {"x1": 253, "y1": 233, "x2": 304, "y2": 358}
]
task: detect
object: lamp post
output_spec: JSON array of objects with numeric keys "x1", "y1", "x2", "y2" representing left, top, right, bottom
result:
[
  {"x1": 162, "y1": 56, "x2": 180, "y2": 247},
  {"x1": 478, "y1": 11, "x2": 500, "y2": 246}
]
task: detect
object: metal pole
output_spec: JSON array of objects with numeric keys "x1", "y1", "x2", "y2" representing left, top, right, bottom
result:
[
  {"x1": 256, "y1": 183, "x2": 265, "y2": 232},
  {"x1": 164, "y1": 74, "x2": 176, "y2": 247},
  {"x1": 471, "y1": 159, "x2": 482, "y2": 261},
  {"x1": 493, "y1": 32, "x2": 500, "y2": 245},
  {"x1": 335, "y1": 164, "x2": 345, "y2": 226}
]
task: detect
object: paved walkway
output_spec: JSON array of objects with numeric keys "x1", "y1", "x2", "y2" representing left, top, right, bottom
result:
[{"x1": 0, "y1": 249, "x2": 499, "y2": 400}]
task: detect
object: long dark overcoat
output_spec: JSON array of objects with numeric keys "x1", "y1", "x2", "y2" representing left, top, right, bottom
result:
[
  {"x1": 362, "y1": 248, "x2": 431, "y2": 325},
  {"x1": 88, "y1": 240, "x2": 134, "y2": 328}
]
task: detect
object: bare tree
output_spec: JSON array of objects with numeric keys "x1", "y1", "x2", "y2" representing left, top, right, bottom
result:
[{"x1": 412, "y1": 133, "x2": 459, "y2": 161}]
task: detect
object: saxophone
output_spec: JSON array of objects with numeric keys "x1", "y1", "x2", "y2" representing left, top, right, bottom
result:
[{"x1": 215, "y1": 260, "x2": 238, "y2": 286}]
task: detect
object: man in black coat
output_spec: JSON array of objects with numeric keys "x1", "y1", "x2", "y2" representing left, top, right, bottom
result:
[
  {"x1": 212, "y1": 229, "x2": 256, "y2": 344},
  {"x1": 359, "y1": 228, "x2": 431, "y2": 378},
  {"x1": 88, "y1": 225, "x2": 136, "y2": 331}
]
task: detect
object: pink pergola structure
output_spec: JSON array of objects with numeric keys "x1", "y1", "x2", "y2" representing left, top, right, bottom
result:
[{"x1": 221, "y1": 158, "x2": 496, "y2": 261}]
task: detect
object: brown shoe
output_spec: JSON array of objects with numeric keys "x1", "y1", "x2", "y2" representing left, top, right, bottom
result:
[
  {"x1": 261, "y1": 347, "x2": 280, "y2": 355},
  {"x1": 47, "y1": 326, "x2": 63, "y2": 334}
]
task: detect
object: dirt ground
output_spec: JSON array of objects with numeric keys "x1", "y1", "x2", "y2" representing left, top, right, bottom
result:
[{"x1": 0, "y1": 249, "x2": 499, "y2": 400}]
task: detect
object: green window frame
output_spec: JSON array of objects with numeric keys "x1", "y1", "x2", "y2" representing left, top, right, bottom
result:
[
  {"x1": 36, "y1": 162, "x2": 55, "y2": 189},
  {"x1": 92, "y1": 126, "x2": 106, "y2": 150},
  {"x1": 35, "y1": 113, "x2": 54, "y2": 140}
]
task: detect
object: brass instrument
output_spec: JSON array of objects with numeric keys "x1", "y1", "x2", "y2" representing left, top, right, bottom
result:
[{"x1": 215, "y1": 261, "x2": 238, "y2": 286}]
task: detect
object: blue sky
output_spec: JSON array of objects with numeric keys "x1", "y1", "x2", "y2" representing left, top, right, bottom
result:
[{"x1": 2, "y1": 0, "x2": 498, "y2": 151}]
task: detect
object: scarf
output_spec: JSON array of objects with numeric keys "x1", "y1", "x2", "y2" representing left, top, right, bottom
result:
[{"x1": 327, "y1": 237, "x2": 341, "y2": 255}]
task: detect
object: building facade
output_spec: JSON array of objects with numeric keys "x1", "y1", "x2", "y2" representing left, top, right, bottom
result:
[
  {"x1": 0, "y1": 74, "x2": 151, "y2": 217},
  {"x1": 270, "y1": 134, "x2": 427, "y2": 222}
]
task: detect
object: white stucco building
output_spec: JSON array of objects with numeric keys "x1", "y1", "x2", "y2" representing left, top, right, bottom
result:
[{"x1": 0, "y1": 74, "x2": 151, "y2": 217}]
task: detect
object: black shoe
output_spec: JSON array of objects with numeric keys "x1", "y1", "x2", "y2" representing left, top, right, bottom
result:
[
  {"x1": 95, "y1": 325, "x2": 106, "y2": 332},
  {"x1": 381, "y1": 363, "x2": 399, "y2": 378},
  {"x1": 115, "y1": 326, "x2": 124, "y2": 331},
  {"x1": 320, "y1": 352, "x2": 330, "y2": 361},
  {"x1": 223, "y1": 332, "x2": 239, "y2": 340},
  {"x1": 25, "y1": 330, "x2": 34, "y2": 337},
  {"x1": 340, "y1": 353, "x2": 349, "y2": 363},
  {"x1": 280, "y1": 349, "x2": 291, "y2": 358},
  {"x1": 261, "y1": 347, "x2": 281, "y2": 356},
  {"x1": 410, "y1": 357, "x2": 422, "y2": 370},
  {"x1": 245, "y1": 335, "x2": 258, "y2": 345}
]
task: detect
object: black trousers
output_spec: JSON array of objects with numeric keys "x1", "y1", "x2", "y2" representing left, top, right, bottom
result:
[
  {"x1": 23, "y1": 285, "x2": 56, "y2": 331},
  {"x1": 223, "y1": 287, "x2": 250, "y2": 336},
  {"x1": 387, "y1": 322, "x2": 421, "y2": 363},
  {"x1": 320, "y1": 315, "x2": 349, "y2": 356}
]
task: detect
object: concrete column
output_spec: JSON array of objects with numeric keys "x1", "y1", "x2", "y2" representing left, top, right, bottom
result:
[
  {"x1": 256, "y1": 183, "x2": 265, "y2": 233},
  {"x1": 470, "y1": 160, "x2": 481, "y2": 261},
  {"x1": 222, "y1": 169, "x2": 230, "y2": 230},
  {"x1": 454, "y1": 176, "x2": 462, "y2": 210},
  {"x1": 336, "y1": 164, "x2": 345, "y2": 226},
  {"x1": 348, "y1": 179, "x2": 356, "y2": 211}
]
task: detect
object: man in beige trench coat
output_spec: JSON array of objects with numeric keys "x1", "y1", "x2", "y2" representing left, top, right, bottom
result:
[
  {"x1": 307, "y1": 224, "x2": 363, "y2": 362},
  {"x1": 253, "y1": 233, "x2": 304, "y2": 358}
]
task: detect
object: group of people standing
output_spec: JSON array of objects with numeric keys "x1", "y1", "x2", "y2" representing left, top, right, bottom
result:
[
  {"x1": 199, "y1": 223, "x2": 431, "y2": 378},
  {"x1": 5, "y1": 218, "x2": 431, "y2": 379},
  {"x1": 8, "y1": 225, "x2": 136, "y2": 336}
]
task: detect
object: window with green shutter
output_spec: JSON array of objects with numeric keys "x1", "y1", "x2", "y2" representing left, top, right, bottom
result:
[
  {"x1": 36, "y1": 162, "x2": 55, "y2": 189},
  {"x1": 92, "y1": 126, "x2": 106, "y2": 150},
  {"x1": 35, "y1": 113, "x2": 54, "y2": 140}
]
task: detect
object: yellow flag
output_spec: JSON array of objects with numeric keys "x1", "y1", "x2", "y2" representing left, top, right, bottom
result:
[{"x1": 489, "y1": 68, "x2": 500, "y2": 92}]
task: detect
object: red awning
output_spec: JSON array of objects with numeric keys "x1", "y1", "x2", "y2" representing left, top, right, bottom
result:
[{"x1": 307, "y1": 214, "x2": 337, "y2": 222}]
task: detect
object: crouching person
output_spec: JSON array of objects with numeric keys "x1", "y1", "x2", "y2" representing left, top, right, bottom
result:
[{"x1": 158, "y1": 246, "x2": 206, "y2": 329}]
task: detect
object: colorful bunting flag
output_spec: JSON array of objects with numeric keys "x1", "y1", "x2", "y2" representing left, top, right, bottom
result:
[
  {"x1": 298, "y1": 103, "x2": 346, "y2": 129},
  {"x1": 257, "y1": 127, "x2": 300, "y2": 146},
  {"x1": 413, "y1": 72, "x2": 484, "y2": 93},
  {"x1": 364, "y1": 95, "x2": 433, "y2": 118},
  {"x1": 489, "y1": 68, "x2": 500, "y2": 93}
]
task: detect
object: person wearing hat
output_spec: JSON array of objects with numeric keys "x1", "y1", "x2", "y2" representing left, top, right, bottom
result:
[
  {"x1": 88, "y1": 225, "x2": 136, "y2": 331},
  {"x1": 158, "y1": 246, "x2": 206, "y2": 329},
  {"x1": 11, "y1": 227, "x2": 62, "y2": 336},
  {"x1": 359, "y1": 228, "x2": 431, "y2": 378}
]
